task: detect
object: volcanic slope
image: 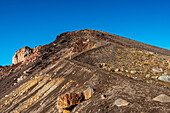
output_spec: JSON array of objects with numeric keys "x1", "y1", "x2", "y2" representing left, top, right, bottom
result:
[{"x1": 0, "y1": 29, "x2": 170, "y2": 113}]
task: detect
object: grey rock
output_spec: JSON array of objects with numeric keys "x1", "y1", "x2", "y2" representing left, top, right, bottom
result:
[
  {"x1": 153, "y1": 94, "x2": 170, "y2": 102},
  {"x1": 152, "y1": 68, "x2": 163, "y2": 73},
  {"x1": 114, "y1": 98, "x2": 129, "y2": 107},
  {"x1": 158, "y1": 75, "x2": 170, "y2": 83}
]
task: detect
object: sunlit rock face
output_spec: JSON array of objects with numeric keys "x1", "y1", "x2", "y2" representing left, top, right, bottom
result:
[
  {"x1": 12, "y1": 46, "x2": 33, "y2": 64},
  {"x1": 12, "y1": 46, "x2": 41, "y2": 64}
]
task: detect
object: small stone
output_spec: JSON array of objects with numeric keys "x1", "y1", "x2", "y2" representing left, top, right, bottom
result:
[
  {"x1": 153, "y1": 94, "x2": 170, "y2": 102},
  {"x1": 146, "y1": 74, "x2": 151, "y2": 78},
  {"x1": 114, "y1": 98, "x2": 129, "y2": 107},
  {"x1": 23, "y1": 70, "x2": 27, "y2": 74},
  {"x1": 125, "y1": 70, "x2": 129, "y2": 73},
  {"x1": 114, "y1": 68, "x2": 120, "y2": 72},
  {"x1": 152, "y1": 68, "x2": 163, "y2": 73},
  {"x1": 17, "y1": 76, "x2": 24, "y2": 83},
  {"x1": 130, "y1": 70, "x2": 136, "y2": 74},
  {"x1": 83, "y1": 87, "x2": 95, "y2": 100},
  {"x1": 148, "y1": 52, "x2": 154, "y2": 55},
  {"x1": 101, "y1": 95, "x2": 106, "y2": 99}
]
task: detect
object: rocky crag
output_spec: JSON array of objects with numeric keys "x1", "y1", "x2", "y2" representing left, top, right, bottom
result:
[{"x1": 0, "y1": 29, "x2": 170, "y2": 113}]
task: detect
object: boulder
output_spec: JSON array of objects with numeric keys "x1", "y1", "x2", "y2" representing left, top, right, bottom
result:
[
  {"x1": 56, "y1": 87, "x2": 94, "y2": 112},
  {"x1": 57, "y1": 93, "x2": 83, "y2": 109}
]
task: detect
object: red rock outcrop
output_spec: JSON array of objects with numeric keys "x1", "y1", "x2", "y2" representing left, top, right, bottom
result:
[
  {"x1": 12, "y1": 46, "x2": 41, "y2": 64},
  {"x1": 57, "y1": 93, "x2": 83, "y2": 109},
  {"x1": 57, "y1": 87, "x2": 94, "y2": 112}
]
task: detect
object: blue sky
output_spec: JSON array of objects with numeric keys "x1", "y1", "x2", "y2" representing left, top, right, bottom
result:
[{"x1": 0, "y1": 0, "x2": 170, "y2": 66}]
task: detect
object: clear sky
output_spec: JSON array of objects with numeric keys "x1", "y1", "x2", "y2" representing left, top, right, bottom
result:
[{"x1": 0, "y1": 0, "x2": 170, "y2": 66}]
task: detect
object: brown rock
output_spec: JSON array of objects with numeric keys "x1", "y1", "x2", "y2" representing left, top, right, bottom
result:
[
  {"x1": 57, "y1": 87, "x2": 95, "y2": 112},
  {"x1": 83, "y1": 87, "x2": 94, "y2": 100},
  {"x1": 57, "y1": 93, "x2": 83, "y2": 109}
]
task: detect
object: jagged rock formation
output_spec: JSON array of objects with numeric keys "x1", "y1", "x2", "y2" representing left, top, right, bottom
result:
[
  {"x1": 12, "y1": 46, "x2": 32, "y2": 64},
  {"x1": 0, "y1": 29, "x2": 170, "y2": 113},
  {"x1": 12, "y1": 46, "x2": 41, "y2": 64}
]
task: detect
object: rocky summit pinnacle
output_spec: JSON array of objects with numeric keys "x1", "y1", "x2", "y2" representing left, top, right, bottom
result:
[
  {"x1": 0, "y1": 29, "x2": 170, "y2": 113},
  {"x1": 12, "y1": 46, "x2": 41, "y2": 64}
]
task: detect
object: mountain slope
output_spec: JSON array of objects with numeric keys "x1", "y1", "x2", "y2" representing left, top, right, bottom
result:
[{"x1": 0, "y1": 29, "x2": 170, "y2": 113}]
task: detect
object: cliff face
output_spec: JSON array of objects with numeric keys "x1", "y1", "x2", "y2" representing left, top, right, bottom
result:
[{"x1": 0, "y1": 29, "x2": 170, "y2": 113}]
